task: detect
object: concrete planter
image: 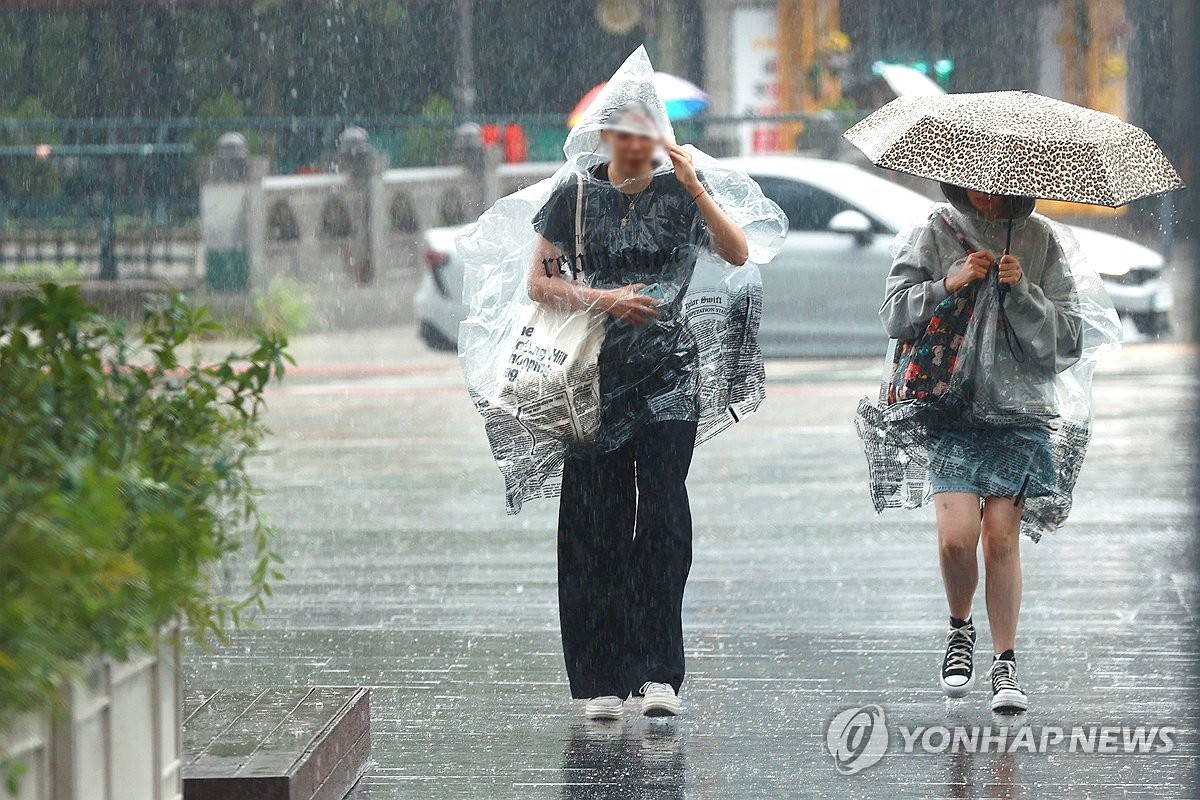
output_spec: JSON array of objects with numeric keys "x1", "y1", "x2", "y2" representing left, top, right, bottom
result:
[
  {"x1": 1, "y1": 628, "x2": 182, "y2": 800},
  {"x1": 2, "y1": 714, "x2": 51, "y2": 800}
]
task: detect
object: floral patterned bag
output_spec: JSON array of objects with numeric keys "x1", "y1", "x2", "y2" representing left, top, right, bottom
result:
[
  {"x1": 887, "y1": 286, "x2": 977, "y2": 407},
  {"x1": 887, "y1": 210, "x2": 982, "y2": 414}
]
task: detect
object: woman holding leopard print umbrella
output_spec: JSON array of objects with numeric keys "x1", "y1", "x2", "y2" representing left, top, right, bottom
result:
[
  {"x1": 875, "y1": 182, "x2": 1109, "y2": 713},
  {"x1": 848, "y1": 91, "x2": 1179, "y2": 714}
]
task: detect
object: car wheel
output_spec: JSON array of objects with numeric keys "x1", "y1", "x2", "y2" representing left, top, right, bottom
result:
[
  {"x1": 1130, "y1": 311, "x2": 1172, "y2": 338},
  {"x1": 419, "y1": 321, "x2": 458, "y2": 352}
]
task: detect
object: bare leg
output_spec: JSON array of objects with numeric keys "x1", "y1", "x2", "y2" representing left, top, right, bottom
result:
[
  {"x1": 935, "y1": 492, "x2": 983, "y2": 620},
  {"x1": 981, "y1": 497, "x2": 1023, "y2": 654}
]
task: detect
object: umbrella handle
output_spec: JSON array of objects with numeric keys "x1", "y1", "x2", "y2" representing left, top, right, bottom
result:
[
  {"x1": 996, "y1": 208, "x2": 1025, "y2": 362},
  {"x1": 994, "y1": 246, "x2": 1027, "y2": 364},
  {"x1": 1000, "y1": 213, "x2": 1013, "y2": 296}
]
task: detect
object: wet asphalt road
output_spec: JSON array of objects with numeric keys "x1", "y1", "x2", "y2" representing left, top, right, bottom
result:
[{"x1": 184, "y1": 329, "x2": 1198, "y2": 798}]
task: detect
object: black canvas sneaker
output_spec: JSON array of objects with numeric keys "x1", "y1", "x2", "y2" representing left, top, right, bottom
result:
[{"x1": 939, "y1": 620, "x2": 977, "y2": 698}]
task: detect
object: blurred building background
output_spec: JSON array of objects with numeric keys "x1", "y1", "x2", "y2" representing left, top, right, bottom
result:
[
  {"x1": 0, "y1": 0, "x2": 1192, "y2": 300},
  {"x1": 0, "y1": 0, "x2": 1189, "y2": 158},
  {"x1": 702, "y1": 1, "x2": 1187, "y2": 166}
]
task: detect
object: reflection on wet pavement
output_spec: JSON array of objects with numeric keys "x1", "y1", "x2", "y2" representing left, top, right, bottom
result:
[
  {"x1": 184, "y1": 331, "x2": 1198, "y2": 798},
  {"x1": 552, "y1": 720, "x2": 684, "y2": 799}
]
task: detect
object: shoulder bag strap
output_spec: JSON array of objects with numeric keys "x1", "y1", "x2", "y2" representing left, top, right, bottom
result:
[
  {"x1": 572, "y1": 172, "x2": 585, "y2": 282},
  {"x1": 936, "y1": 208, "x2": 981, "y2": 257}
]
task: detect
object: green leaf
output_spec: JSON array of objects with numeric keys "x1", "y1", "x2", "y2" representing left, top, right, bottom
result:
[{"x1": 0, "y1": 286, "x2": 289, "y2": 720}]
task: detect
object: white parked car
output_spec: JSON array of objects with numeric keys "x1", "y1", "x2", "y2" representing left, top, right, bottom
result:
[{"x1": 416, "y1": 156, "x2": 1172, "y2": 357}]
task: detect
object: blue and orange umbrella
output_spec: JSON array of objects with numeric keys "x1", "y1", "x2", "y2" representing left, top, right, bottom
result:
[{"x1": 567, "y1": 71, "x2": 710, "y2": 128}]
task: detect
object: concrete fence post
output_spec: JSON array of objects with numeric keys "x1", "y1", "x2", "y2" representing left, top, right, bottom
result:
[
  {"x1": 452, "y1": 122, "x2": 501, "y2": 217},
  {"x1": 336, "y1": 126, "x2": 386, "y2": 285},
  {"x1": 199, "y1": 132, "x2": 268, "y2": 293}
]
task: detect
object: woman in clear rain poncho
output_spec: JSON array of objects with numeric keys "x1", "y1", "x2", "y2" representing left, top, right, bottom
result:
[
  {"x1": 856, "y1": 182, "x2": 1120, "y2": 715},
  {"x1": 458, "y1": 47, "x2": 785, "y2": 719}
]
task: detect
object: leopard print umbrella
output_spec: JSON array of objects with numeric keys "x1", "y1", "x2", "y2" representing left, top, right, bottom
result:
[{"x1": 844, "y1": 90, "x2": 1183, "y2": 207}]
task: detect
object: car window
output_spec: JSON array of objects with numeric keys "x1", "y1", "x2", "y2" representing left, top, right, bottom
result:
[{"x1": 752, "y1": 176, "x2": 860, "y2": 233}]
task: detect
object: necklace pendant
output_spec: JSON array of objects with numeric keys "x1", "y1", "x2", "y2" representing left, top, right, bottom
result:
[{"x1": 620, "y1": 217, "x2": 629, "y2": 227}]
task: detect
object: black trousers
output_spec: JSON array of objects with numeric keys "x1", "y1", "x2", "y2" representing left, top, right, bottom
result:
[{"x1": 557, "y1": 419, "x2": 698, "y2": 699}]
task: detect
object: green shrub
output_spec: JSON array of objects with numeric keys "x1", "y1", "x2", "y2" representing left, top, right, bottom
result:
[
  {"x1": 0, "y1": 260, "x2": 83, "y2": 283},
  {"x1": 396, "y1": 94, "x2": 454, "y2": 167},
  {"x1": 0, "y1": 285, "x2": 290, "y2": 740},
  {"x1": 191, "y1": 91, "x2": 264, "y2": 156},
  {"x1": 255, "y1": 277, "x2": 316, "y2": 336}
]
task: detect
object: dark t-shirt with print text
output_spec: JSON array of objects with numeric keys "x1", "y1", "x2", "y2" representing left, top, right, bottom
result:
[{"x1": 532, "y1": 163, "x2": 711, "y2": 447}]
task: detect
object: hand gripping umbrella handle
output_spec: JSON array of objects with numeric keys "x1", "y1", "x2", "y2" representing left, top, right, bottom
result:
[
  {"x1": 937, "y1": 209, "x2": 1026, "y2": 363},
  {"x1": 999, "y1": 213, "x2": 1013, "y2": 298}
]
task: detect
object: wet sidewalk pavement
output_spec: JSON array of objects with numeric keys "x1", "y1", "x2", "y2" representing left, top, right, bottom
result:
[{"x1": 185, "y1": 329, "x2": 1198, "y2": 798}]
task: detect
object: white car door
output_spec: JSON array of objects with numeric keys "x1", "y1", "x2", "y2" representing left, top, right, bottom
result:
[{"x1": 751, "y1": 176, "x2": 896, "y2": 357}]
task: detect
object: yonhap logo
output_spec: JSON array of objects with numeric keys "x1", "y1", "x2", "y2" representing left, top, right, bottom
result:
[
  {"x1": 823, "y1": 704, "x2": 1178, "y2": 774},
  {"x1": 825, "y1": 704, "x2": 889, "y2": 774}
]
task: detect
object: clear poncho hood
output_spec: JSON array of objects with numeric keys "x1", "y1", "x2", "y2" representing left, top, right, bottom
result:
[
  {"x1": 458, "y1": 46, "x2": 787, "y2": 513},
  {"x1": 563, "y1": 47, "x2": 674, "y2": 164}
]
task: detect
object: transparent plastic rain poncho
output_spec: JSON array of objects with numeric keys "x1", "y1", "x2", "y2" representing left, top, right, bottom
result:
[
  {"x1": 855, "y1": 198, "x2": 1121, "y2": 540},
  {"x1": 458, "y1": 47, "x2": 786, "y2": 513}
]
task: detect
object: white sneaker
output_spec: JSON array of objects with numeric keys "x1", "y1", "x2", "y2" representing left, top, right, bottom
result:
[
  {"x1": 584, "y1": 696, "x2": 625, "y2": 720},
  {"x1": 639, "y1": 682, "x2": 682, "y2": 717}
]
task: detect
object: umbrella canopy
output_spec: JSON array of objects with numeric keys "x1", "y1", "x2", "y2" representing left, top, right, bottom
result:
[
  {"x1": 568, "y1": 71, "x2": 709, "y2": 127},
  {"x1": 844, "y1": 90, "x2": 1183, "y2": 207}
]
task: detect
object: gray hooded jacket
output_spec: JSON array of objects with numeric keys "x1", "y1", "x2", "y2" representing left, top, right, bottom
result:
[{"x1": 880, "y1": 187, "x2": 1084, "y2": 417}]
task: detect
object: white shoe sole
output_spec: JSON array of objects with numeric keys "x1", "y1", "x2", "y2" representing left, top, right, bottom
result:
[
  {"x1": 940, "y1": 672, "x2": 975, "y2": 698},
  {"x1": 991, "y1": 689, "x2": 1028, "y2": 714},
  {"x1": 584, "y1": 704, "x2": 624, "y2": 720},
  {"x1": 641, "y1": 696, "x2": 682, "y2": 717}
]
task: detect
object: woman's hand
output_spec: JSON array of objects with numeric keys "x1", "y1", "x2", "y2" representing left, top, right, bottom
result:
[
  {"x1": 603, "y1": 284, "x2": 661, "y2": 326},
  {"x1": 665, "y1": 140, "x2": 750, "y2": 265},
  {"x1": 944, "y1": 250, "x2": 994, "y2": 293},
  {"x1": 664, "y1": 141, "x2": 702, "y2": 196},
  {"x1": 998, "y1": 253, "x2": 1023, "y2": 286}
]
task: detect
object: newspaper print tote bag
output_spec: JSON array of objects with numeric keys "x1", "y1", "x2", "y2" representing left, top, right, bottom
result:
[{"x1": 491, "y1": 175, "x2": 605, "y2": 444}]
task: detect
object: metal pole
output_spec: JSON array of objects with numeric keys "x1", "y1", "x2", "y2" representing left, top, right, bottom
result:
[
  {"x1": 99, "y1": 162, "x2": 117, "y2": 281},
  {"x1": 456, "y1": 0, "x2": 476, "y2": 116},
  {"x1": 21, "y1": 11, "x2": 39, "y2": 100}
]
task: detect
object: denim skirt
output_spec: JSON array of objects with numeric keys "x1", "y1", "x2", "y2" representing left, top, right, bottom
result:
[{"x1": 928, "y1": 427, "x2": 1056, "y2": 498}]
